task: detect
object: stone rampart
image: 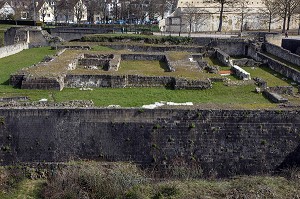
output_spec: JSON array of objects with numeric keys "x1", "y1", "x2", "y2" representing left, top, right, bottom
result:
[
  {"x1": 258, "y1": 52, "x2": 300, "y2": 84},
  {"x1": 264, "y1": 43, "x2": 300, "y2": 67},
  {"x1": 0, "y1": 108, "x2": 299, "y2": 177},
  {"x1": 0, "y1": 42, "x2": 29, "y2": 59}
]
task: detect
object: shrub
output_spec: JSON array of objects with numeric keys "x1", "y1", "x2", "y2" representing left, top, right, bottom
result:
[{"x1": 42, "y1": 161, "x2": 147, "y2": 199}]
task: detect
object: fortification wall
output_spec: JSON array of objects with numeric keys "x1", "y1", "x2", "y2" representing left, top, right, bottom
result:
[
  {"x1": 0, "y1": 108, "x2": 299, "y2": 177},
  {"x1": 0, "y1": 42, "x2": 29, "y2": 59},
  {"x1": 264, "y1": 43, "x2": 300, "y2": 67}
]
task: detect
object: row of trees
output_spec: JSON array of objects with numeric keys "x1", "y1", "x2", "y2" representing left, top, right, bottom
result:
[
  {"x1": 41, "y1": 0, "x2": 178, "y2": 24},
  {"x1": 214, "y1": 0, "x2": 300, "y2": 32},
  {"x1": 181, "y1": 0, "x2": 300, "y2": 34}
]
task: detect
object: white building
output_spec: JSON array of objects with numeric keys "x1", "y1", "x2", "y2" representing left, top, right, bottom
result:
[
  {"x1": 0, "y1": 1, "x2": 15, "y2": 19},
  {"x1": 162, "y1": 0, "x2": 300, "y2": 32},
  {"x1": 36, "y1": 1, "x2": 55, "y2": 23}
]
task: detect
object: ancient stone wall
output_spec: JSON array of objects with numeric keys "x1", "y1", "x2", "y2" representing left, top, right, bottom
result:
[
  {"x1": 282, "y1": 39, "x2": 300, "y2": 55},
  {"x1": 258, "y1": 52, "x2": 300, "y2": 84},
  {"x1": 0, "y1": 42, "x2": 29, "y2": 59},
  {"x1": 209, "y1": 39, "x2": 247, "y2": 56},
  {"x1": 0, "y1": 108, "x2": 299, "y2": 177},
  {"x1": 121, "y1": 54, "x2": 165, "y2": 61},
  {"x1": 264, "y1": 43, "x2": 300, "y2": 67},
  {"x1": 215, "y1": 49, "x2": 230, "y2": 66},
  {"x1": 64, "y1": 74, "x2": 212, "y2": 89},
  {"x1": 104, "y1": 44, "x2": 204, "y2": 53}
]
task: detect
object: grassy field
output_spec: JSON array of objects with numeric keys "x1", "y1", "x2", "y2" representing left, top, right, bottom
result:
[
  {"x1": 1, "y1": 46, "x2": 299, "y2": 108},
  {"x1": 0, "y1": 179, "x2": 45, "y2": 199}
]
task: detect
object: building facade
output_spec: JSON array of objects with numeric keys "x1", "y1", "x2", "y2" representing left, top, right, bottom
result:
[{"x1": 161, "y1": 0, "x2": 300, "y2": 32}]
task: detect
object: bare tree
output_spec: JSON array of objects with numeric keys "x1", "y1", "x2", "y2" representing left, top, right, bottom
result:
[
  {"x1": 261, "y1": 0, "x2": 279, "y2": 32},
  {"x1": 215, "y1": 0, "x2": 236, "y2": 32},
  {"x1": 57, "y1": 0, "x2": 72, "y2": 23},
  {"x1": 73, "y1": 0, "x2": 85, "y2": 24},
  {"x1": 39, "y1": 2, "x2": 48, "y2": 23},
  {"x1": 276, "y1": 0, "x2": 290, "y2": 33},
  {"x1": 182, "y1": 3, "x2": 210, "y2": 36},
  {"x1": 286, "y1": 0, "x2": 300, "y2": 30}
]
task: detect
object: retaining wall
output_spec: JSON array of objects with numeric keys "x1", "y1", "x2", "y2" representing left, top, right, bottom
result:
[
  {"x1": 0, "y1": 108, "x2": 299, "y2": 177},
  {"x1": 215, "y1": 49, "x2": 230, "y2": 66},
  {"x1": 258, "y1": 52, "x2": 300, "y2": 84},
  {"x1": 264, "y1": 42, "x2": 300, "y2": 67},
  {"x1": 0, "y1": 42, "x2": 29, "y2": 59}
]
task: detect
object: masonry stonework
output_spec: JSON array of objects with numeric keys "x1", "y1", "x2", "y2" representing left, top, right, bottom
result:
[{"x1": 0, "y1": 108, "x2": 299, "y2": 177}]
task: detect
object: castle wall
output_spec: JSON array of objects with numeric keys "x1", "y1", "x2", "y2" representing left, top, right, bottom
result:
[{"x1": 0, "y1": 108, "x2": 299, "y2": 177}]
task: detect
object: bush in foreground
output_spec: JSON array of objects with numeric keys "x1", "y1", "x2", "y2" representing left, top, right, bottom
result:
[{"x1": 42, "y1": 161, "x2": 147, "y2": 199}]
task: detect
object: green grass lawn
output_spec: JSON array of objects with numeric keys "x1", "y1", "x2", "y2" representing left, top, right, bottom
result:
[
  {"x1": 0, "y1": 179, "x2": 45, "y2": 199},
  {"x1": 1, "y1": 46, "x2": 299, "y2": 108},
  {"x1": 244, "y1": 66, "x2": 293, "y2": 87}
]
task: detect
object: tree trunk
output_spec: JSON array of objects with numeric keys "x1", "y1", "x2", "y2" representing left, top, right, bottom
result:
[
  {"x1": 268, "y1": 13, "x2": 271, "y2": 32},
  {"x1": 217, "y1": 3, "x2": 224, "y2": 32},
  {"x1": 240, "y1": 12, "x2": 244, "y2": 32},
  {"x1": 189, "y1": 20, "x2": 192, "y2": 36},
  {"x1": 287, "y1": 14, "x2": 291, "y2": 30},
  {"x1": 282, "y1": 5, "x2": 288, "y2": 33}
]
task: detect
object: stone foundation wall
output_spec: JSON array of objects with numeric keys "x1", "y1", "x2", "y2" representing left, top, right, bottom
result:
[
  {"x1": 21, "y1": 76, "x2": 64, "y2": 91},
  {"x1": 264, "y1": 43, "x2": 300, "y2": 67},
  {"x1": 215, "y1": 49, "x2": 230, "y2": 66},
  {"x1": 104, "y1": 44, "x2": 204, "y2": 53},
  {"x1": 0, "y1": 108, "x2": 299, "y2": 177},
  {"x1": 0, "y1": 42, "x2": 29, "y2": 59},
  {"x1": 258, "y1": 52, "x2": 300, "y2": 84},
  {"x1": 121, "y1": 54, "x2": 165, "y2": 61},
  {"x1": 65, "y1": 74, "x2": 212, "y2": 90}
]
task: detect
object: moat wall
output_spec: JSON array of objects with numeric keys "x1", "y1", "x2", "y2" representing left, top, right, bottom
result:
[{"x1": 0, "y1": 108, "x2": 299, "y2": 177}]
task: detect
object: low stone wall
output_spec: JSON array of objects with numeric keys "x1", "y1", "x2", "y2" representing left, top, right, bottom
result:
[
  {"x1": 263, "y1": 90, "x2": 288, "y2": 103},
  {"x1": 264, "y1": 42, "x2": 300, "y2": 67},
  {"x1": 215, "y1": 49, "x2": 230, "y2": 66},
  {"x1": 232, "y1": 58, "x2": 261, "y2": 67},
  {"x1": 258, "y1": 52, "x2": 300, "y2": 84},
  {"x1": 21, "y1": 76, "x2": 64, "y2": 91},
  {"x1": 164, "y1": 55, "x2": 176, "y2": 72},
  {"x1": 231, "y1": 65, "x2": 251, "y2": 80},
  {"x1": 103, "y1": 44, "x2": 204, "y2": 53},
  {"x1": 0, "y1": 42, "x2": 29, "y2": 59},
  {"x1": 268, "y1": 86, "x2": 294, "y2": 95},
  {"x1": 174, "y1": 78, "x2": 212, "y2": 89},
  {"x1": 121, "y1": 54, "x2": 165, "y2": 61},
  {"x1": 65, "y1": 74, "x2": 212, "y2": 90}
]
